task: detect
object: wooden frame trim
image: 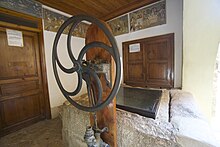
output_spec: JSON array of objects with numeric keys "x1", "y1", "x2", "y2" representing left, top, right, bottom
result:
[
  {"x1": 0, "y1": 7, "x2": 42, "y2": 29},
  {"x1": 0, "y1": 21, "x2": 41, "y2": 32},
  {"x1": 38, "y1": 21, "x2": 52, "y2": 119},
  {"x1": 0, "y1": 8, "x2": 51, "y2": 119}
]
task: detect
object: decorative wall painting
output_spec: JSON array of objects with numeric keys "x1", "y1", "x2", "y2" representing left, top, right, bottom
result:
[
  {"x1": 129, "y1": 0, "x2": 166, "y2": 32},
  {"x1": 0, "y1": 0, "x2": 42, "y2": 18},
  {"x1": 107, "y1": 15, "x2": 129, "y2": 36},
  {"x1": 43, "y1": 8, "x2": 89, "y2": 38}
]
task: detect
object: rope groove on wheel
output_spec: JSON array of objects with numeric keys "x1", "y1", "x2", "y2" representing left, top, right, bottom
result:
[{"x1": 52, "y1": 15, "x2": 121, "y2": 112}]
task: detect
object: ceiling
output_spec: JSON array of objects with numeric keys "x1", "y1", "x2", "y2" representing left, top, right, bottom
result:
[{"x1": 37, "y1": 0, "x2": 159, "y2": 21}]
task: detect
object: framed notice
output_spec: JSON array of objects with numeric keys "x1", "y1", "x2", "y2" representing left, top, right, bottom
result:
[
  {"x1": 6, "y1": 29, "x2": 24, "y2": 47},
  {"x1": 129, "y1": 43, "x2": 140, "y2": 53}
]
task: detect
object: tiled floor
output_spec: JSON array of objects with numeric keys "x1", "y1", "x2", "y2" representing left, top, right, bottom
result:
[{"x1": 0, "y1": 117, "x2": 63, "y2": 147}]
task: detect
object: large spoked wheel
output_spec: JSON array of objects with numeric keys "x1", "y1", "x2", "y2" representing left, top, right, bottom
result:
[{"x1": 52, "y1": 15, "x2": 121, "y2": 112}]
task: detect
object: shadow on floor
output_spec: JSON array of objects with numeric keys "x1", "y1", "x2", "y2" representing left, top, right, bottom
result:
[{"x1": 0, "y1": 117, "x2": 63, "y2": 147}]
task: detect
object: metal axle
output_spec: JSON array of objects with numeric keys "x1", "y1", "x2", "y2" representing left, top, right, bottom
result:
[{"x1": 84, "y1": 126, "x2": 109, "y2": 147}]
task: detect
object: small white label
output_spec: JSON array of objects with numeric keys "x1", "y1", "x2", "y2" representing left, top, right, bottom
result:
[
  {"x1": 129, "y1": 43, "x2": 140, "y2": 53},
  {"x1": 6, "y1": 29, "x2": 24, "y2": 47}
]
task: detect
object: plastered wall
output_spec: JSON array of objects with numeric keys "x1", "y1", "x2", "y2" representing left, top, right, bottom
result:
[
  {"x1": 182, "y1": 0, "x2": 220, "y2": 120},
  {"x1": 42, "y1": 6, "x2": 89, "y2": 118},
  {"x1": 43, "y1": 30, "x2": 87, "y2": 117}
]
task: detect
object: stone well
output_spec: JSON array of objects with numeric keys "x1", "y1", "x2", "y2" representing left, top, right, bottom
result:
[{"x1": 61, "y1": 90, "x2": 181, "y2": 147}]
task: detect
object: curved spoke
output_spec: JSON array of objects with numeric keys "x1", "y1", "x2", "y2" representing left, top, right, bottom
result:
[
  {"x1": 82, "y1": 66, "x2": 102, "y2": 105},
  {"x1": 77, "y1": 41, "x2": 115, "y2": 62},
  {"x1": 67, "y1": 20, "x2": 81, "y2": 62},
  {"x1": 53, "y1": 59, "x2": 83, "y2": 97},
  {"x1": 53, "y1": 32, "x2": 78, "y2": 74},
  {"x1": 83, "y1": 73, "x2": 94, "y2": 106},
  {"x1": 56, "y1": 57, "x2": 77, "y2": 73},
  {"x1": 69, "y1": 71, "x2": 83, "y2": 96}
]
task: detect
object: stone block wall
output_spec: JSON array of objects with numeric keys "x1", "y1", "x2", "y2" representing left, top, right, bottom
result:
[
  {"x1": 61, "y1": 90, "x2": 219, "y2": 147},
  {"x1": 62, "y1": 101, "x2": 90, "y2": 147}
]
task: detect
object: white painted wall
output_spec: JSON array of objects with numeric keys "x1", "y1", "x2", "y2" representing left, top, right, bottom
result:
[
  {"x1": 42, "y1": 6, "x2": 88, "y2": 118},
  {"x1": 44, "y1": 31, "x2": 86, "y2": 103},
  {"x1": 182, "y1": 0, "x2": 220, "y2": 120},
  {"x1": 43, "y1": 30, "x2": 87, "y2": 117},
  {"x1": 115, "y1": 0, "x2": 183, "y2": 87}
]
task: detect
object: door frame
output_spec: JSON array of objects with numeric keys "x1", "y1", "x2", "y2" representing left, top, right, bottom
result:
[{"x1": 0, "y1": 8, "x2": 51, "y2": 119}]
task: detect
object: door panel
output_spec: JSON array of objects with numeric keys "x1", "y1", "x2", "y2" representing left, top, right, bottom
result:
[
  {"x1": 127, "y1": 63, "x2": 144, "y2": 81},
  {"x1": 0, "y1": 27, "x2": 46, "y2": 136},
  {"x1": 147, "y1": 42, "x2": 168, "y2": 60},
  {"x1": 0, "y1": 31, "x2": 38, "y2": 79},
  {"x1": 1, "y1": 81, "x2": 39, "y2": 95},
  {"x1": 123, "y1": 42, "x2": 145, "y2": 86},
  {"x1": 147, "y1": 63, "x2": 168, "y2": 80},
  {"x1": 1, "y1": 94, "x2": 41, "y2": 127},
  {"x1": 144, "y1": 35, "x2": 174, "y2": 88}
]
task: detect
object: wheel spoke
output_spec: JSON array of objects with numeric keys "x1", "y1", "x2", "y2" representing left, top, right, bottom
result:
[
  {"x1": 78, "y1": 41, "x2": 115, "y2": 62},
  {"x1": 67, "y1": 20, "x2": 82, "y2": 62},
  {"x1": 56, "y1": 57, "x2": 77, "y2": 73},
  {"x1": 82, "y1": 65, "x2": 102, "y2": 105}
]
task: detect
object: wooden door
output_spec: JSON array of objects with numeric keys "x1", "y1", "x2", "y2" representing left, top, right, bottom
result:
[
  {"x1": 0, "y1": 27, "x2": 47, "y2": 136},
  {"x1": 123, "y1": 41, "x2": 146, "y2": 87},
  {"x1": 123, "y1": 33, "x2": 174, "y2": 88},
  {"x1": 144, "y1": 34, "x2": 174, "y2": 88}
]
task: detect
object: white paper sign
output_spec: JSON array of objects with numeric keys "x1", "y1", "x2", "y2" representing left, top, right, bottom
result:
[
  {"x1": 129, "y1": 43, "x2": 140, "y2": 53},
  {"x1": 6, "y1": 29, "x2": 24, "y2": 47}
]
